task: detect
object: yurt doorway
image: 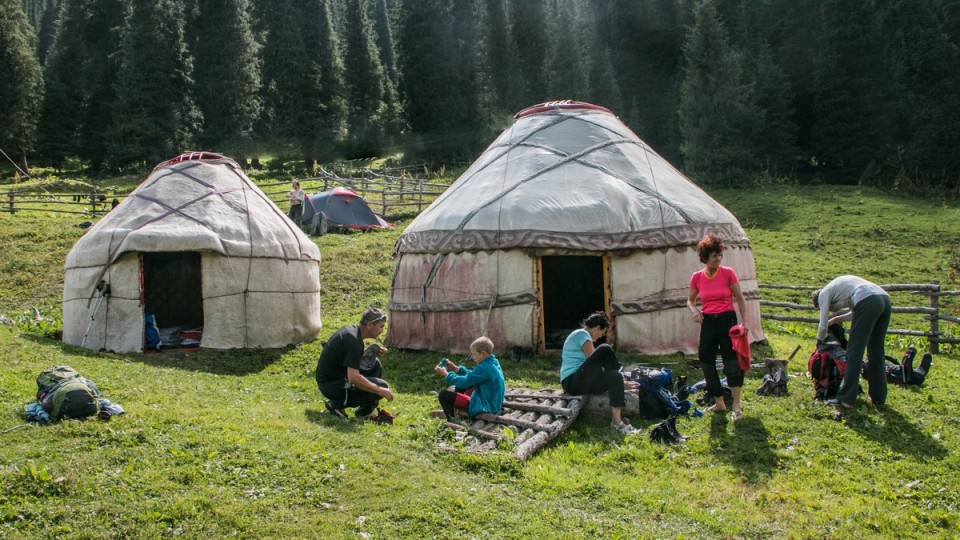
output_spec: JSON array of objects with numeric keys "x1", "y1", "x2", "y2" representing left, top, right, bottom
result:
[
  {"x1": 141, "y1": 252, "x2": 203, "y2": 333},
  {"x1": 539, "y1": 255, "x2": 609, "y2": 349}
]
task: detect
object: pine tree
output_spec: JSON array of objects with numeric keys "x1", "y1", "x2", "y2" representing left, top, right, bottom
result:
[
  {"x1": 36, "y1": 0, "x2": 84, "y2": 169},
  {"x1": 190, "y1": 0, "x2": 262, "y2": 158},
  {"x1": 35, "y1": 0, "x2": 58, "y2": 65},
  {"x1": 510, "y1": 0, "x2": 549, "y2": 105},
  {"x1": 578, "y1": 3, "x2": 622, "y2": 113},
  {"x1": 370, "y1": 0, "x2": 398, "y2": 86},
  {"x1": 748, "y1": 41, "x2": 798, "y2": 176},
  {"x1": 482, "y1": 0, "x2": 522, "y2": 114},
  {"x1": 106, "y1": 0, "x2": 200, "y2": 169},
  {"x1": 679, "y1": 0, "x2": 755, "y2": 186},
  {"x1": 0, "y1": 0, "x2": 44, "y2": 173},
  {"x1": 77, "y1": 0, "x2": 128, "y2": 171},
  {"x1": 342, "y1": 0, "x2": 393, "y2": 156},
  {"x1": 543, "y1": 0, "x2": 586, "y2": 101}
]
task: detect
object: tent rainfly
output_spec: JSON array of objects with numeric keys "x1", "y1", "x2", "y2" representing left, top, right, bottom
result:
[
  {"x1": 62, "y1": 152, "x2": 322, "y2": 352},
  {"x1": 386, "y1": 101, "x2": 764, "y2": 354},
  {"x1": 300, "y1": 186, "x2": 393, "y2": 233}
]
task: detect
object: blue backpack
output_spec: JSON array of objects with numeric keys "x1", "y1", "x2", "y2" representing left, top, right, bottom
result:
[{"x1": 631, "y1": 368, "x2": 680, "y2": 420}]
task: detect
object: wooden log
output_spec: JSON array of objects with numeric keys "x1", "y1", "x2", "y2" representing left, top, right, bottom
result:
[
  {"x1": 504, "y1": 392, "x2": 580, "y2": 400},
  {"x1": 514, "y1": 396, "x2": 584, "y2": 461},
  {"x1": 474, "y1": 413, "x2": 557, "y2": 433},
  {"x1": 581, "y1": 390, "x2": 641, "y2": 418},
  {"x1": 501, "y1": 400, "x2": 574, "y2": 416},
  {"x1": 442, "y1": 422, "x2": 506, "y2": 442}
]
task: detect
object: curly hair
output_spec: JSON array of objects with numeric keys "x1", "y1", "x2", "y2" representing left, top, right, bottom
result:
[
  {"x1": 582, "y1": 311, "x2": 609, "y2": 330},
  {"x1": 696, "y1": 234, "x2": 725, "y2": 264}
]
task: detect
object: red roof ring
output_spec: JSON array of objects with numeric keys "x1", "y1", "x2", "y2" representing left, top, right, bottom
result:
[{"x1": 514, "y1": 100, "x2": 613, "y2": 119}]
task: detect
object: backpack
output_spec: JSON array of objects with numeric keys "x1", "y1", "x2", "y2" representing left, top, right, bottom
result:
[
  {"x1": 808, "y1": 343, "x2": 846, "y2": 401},
  {"x1": 36, "y1": 366, "x2": 101, "y2": 420},
  {"x1": 631, "y1": 368, "x2": 680, "y2": 420}
]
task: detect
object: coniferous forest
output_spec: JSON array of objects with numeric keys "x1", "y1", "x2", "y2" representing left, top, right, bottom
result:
[{"x1": 3, "y1": 0, "x2": 960, "y2": 192}]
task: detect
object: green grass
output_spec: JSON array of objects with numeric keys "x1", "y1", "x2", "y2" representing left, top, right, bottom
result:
[{"x1": 2, "y1": 181, "x2": 960, "y2": 538}]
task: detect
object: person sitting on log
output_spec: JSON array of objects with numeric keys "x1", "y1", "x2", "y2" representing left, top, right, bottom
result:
[
  {"x1": 560, "y1": 311, "x2": 640, "y2": 435},
  {"x1": 432, "y1": 336, "x2": 505, "y2": 422}
]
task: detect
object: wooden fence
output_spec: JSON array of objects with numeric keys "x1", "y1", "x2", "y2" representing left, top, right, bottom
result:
[
  {"x1": 759, "y1": 282, "x2": 960, "y2": 353},
  {"x1": 0, "y1": 163, "x2": 451, "y2": 220}
]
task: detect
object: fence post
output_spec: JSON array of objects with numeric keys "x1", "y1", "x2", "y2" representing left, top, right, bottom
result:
[
  {"x1": 381, "y1": 185, "x2": 387, "y2": 218},
  {"x1": 417, "y1": 179, "x2": 424, "y2": 213},
  {"x1": 930, "y1": 281, "x2": 940, "y2": 354},
  {"x1": 8, "y1": 189, "x2": 14, "y2": 214}
]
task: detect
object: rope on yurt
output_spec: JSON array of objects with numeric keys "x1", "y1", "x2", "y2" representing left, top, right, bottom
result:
[
  {"x1": 640, "y1": 143, "x2": 671, "y2": 311},
  {"x1": 483, "y1": 121, "x2": 519, "y2": 337}
]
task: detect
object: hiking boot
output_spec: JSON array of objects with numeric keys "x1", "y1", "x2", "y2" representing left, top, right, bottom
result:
[
  {"x1": 325, "y1": 401, "x2": 348, "y2": 419},
  {"x1": 611, "y1": 421, "x2": 639, "y2": 435}
]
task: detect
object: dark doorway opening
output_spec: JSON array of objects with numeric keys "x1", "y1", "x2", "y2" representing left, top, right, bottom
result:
[
  {"x1": 142, "y1": 252, "x2": 204, "y2": 330},
  {"x1": 541, "y1": 256, "x2": 605, "y2": 349}
]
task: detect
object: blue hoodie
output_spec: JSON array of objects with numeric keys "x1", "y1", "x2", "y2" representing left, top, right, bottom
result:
[{"x1": 444, "y1": 354, "x2": 506, "y2": 419}]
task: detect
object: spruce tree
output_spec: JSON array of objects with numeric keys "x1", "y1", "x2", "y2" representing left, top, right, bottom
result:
[
  {"x1": 0, "y1": 0, "x2": 44, "y2": 173},
  {"x1": 106, "y1": 0, "x2": 200, "y2": 169},
  {"x1": 77, "y1": 0, "x2": 128, "y2": 171},
  {"x1": 36, "y1": 0, "x2": 84, "y2": 170},
  {"x1": 679, "y1": 0, "x2": 755, "y2": 186},
  {"x1": 510, "y1": 0, "x2": 549, "y2": 105},
  {"x1": 190, "y1": 0, "x2": 262, "y2": 158},
  {"x1": 341, "y1": 0, "x2": 393, "y2": 156},
  {"x1": 36, "y1": 0, "x2": 58, "y2": 65},
  {"x1": 543, "y1": 0, "x2": 586, "y2": 101},
  {"x1": 483, "y1": 0, "x2": 522, "y2": 114},
  {"x1": 370, "y1": 0, "x2": 398, "y2": 86},
  {"x1": 397, "y1": 0, "x2": 460, "y2": 160},
  {"x1": 748, "y1": 41, "x2": 798, "y2": 176}
]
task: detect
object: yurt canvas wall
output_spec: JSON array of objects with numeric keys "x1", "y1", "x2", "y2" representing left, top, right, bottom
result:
[
  {"x1": 387, "y1": 102, "x2": 763, "y2": 355},
  {"x1": 63, "y1": 153, "x2": 322, "y2": 352}
]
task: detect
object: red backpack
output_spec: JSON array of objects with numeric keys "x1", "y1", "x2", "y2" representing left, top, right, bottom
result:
[{"x1": 808, "y1": 346, "x2": 847, "y2": 401}]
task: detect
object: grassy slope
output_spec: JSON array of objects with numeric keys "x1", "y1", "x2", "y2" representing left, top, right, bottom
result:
[{"x1": 0, "y1": 183, "x2": 958, "y2": 539}]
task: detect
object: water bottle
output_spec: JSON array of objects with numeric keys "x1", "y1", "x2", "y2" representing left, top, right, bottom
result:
[{"x1": 437, "y1": 357, "x2": 448, "y2": 369}]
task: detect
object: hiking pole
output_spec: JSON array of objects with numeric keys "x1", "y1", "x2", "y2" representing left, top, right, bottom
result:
[{"x1": 80, "y1": 280, "x2": 110, "y2": 348}]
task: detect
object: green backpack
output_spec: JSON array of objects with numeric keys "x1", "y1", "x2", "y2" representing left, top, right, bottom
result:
[{"x1": 36, "y1": 366, "x2": 101, "y2": 420}]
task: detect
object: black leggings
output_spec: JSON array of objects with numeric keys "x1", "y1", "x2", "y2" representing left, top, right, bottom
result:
[
  {"x1": 698, "y1": 310, "x2": 743, "y2": 397},
  {"x1": 561, "y1": 344, "x2": 626, "y2": 407}
]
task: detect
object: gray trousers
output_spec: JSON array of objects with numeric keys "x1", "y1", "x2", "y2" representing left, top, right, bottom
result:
[{"x1": 836, "y1": 294, "x2": 892, "y2": 406}]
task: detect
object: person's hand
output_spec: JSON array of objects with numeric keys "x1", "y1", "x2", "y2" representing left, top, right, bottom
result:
[
  {"x1": 434, "y1": 365, "x2": 448, "y2": 377},
  {"x1": 379, "y1": 387, "x2": 395, "y2": 401},
  {"x1": 376, "y1": 346, "x2": 388, "y2": 357},
  {"x1": 445, "y1": 362, "x2": 461, "y2": 373},
  {"x1": 828, "y1": 316, "x2": 843, "y2": 326},
  {"x1": 692, "y1": 309, "x2": 703, "y2": 324},
  {"x1": 624, "y1": 379, "x2": 639, "y2": 391}
]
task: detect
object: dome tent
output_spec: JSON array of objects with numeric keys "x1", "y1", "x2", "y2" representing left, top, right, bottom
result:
[
  {"x1": 386, "y1": 101, "x2": 763, "y2": 354},
  {"x1": 63, "y1": 152, "x2": 322, "y2": 352},
  {"x1": 300, "y1": 186, "x2": 393, "y2": 232}
]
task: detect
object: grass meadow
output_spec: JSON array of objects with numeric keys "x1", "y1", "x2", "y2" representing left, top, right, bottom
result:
[{"x1": 1, "y1": 178, "x2": 959, "y2": 539}]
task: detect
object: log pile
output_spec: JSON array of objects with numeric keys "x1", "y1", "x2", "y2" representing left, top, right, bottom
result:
[{"x1": 439, "y1": 387, "x2": 584, "y2": 460}]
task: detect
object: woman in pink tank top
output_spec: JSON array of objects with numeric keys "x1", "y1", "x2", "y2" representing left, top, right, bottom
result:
[{"x1": 687, "y1": 234, "x2": 749, "y2": 421}]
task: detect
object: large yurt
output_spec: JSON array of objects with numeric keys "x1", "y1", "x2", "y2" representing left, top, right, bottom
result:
[
  {"x1": 63, "y1": 152, "x2": 322, "y2": 352},
  {"x1": 386, "y1": 102, "x2": 763, "y2": 354}
]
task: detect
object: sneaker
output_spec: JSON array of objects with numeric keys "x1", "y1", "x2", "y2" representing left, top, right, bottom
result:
[
  {"x1": 611, "y1": 422, "x2": 639, "y2": 435},
  {"x1": 355, "y1": 404, "x2": 376, "y2": 418},
  {"x1": 325, "y1": 401, "x2": 348, "y2": 419}
]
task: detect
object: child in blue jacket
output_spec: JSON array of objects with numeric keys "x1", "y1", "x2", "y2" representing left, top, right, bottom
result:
[{"x1": 433, "y1": 336, "x2": 505, "y2": 421}]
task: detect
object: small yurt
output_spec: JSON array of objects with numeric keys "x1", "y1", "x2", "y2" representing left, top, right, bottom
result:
[
  {"x1": 63, "y1": 152, "x2": 322, "y2": 352},
  {"x1": 386, "y1": 102, "x2": 764, "y2": 354}
]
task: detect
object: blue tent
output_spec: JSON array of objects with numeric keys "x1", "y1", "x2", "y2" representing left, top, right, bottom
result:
[{"x1": 300, "y1": 187, "x2": 393, "y2": 233}]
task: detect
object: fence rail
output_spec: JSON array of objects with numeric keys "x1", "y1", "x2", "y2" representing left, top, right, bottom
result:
[
  {"x1": 1, "y1": 163, "x2": 450, "y2": 220},
  {"x1": 758, "y1": 282, "x2": 958, "y2": 353}
]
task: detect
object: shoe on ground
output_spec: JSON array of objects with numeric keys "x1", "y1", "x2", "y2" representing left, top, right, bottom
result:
[
  {"x1": 612, "y1": 421, "x2": 639, "y2": 435},
  {"x1": 824, "y1": 399, "x2": 854, "y2": 410},
  {"x1": 325, "y1": 401, "x2": 348, "y2": 419},
  {"x1": 731, "y1": 410, "x2": 744, "y2": 421},
  {"x1": 355, "y1": 404, "x2": 376, "y2": 418}
]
